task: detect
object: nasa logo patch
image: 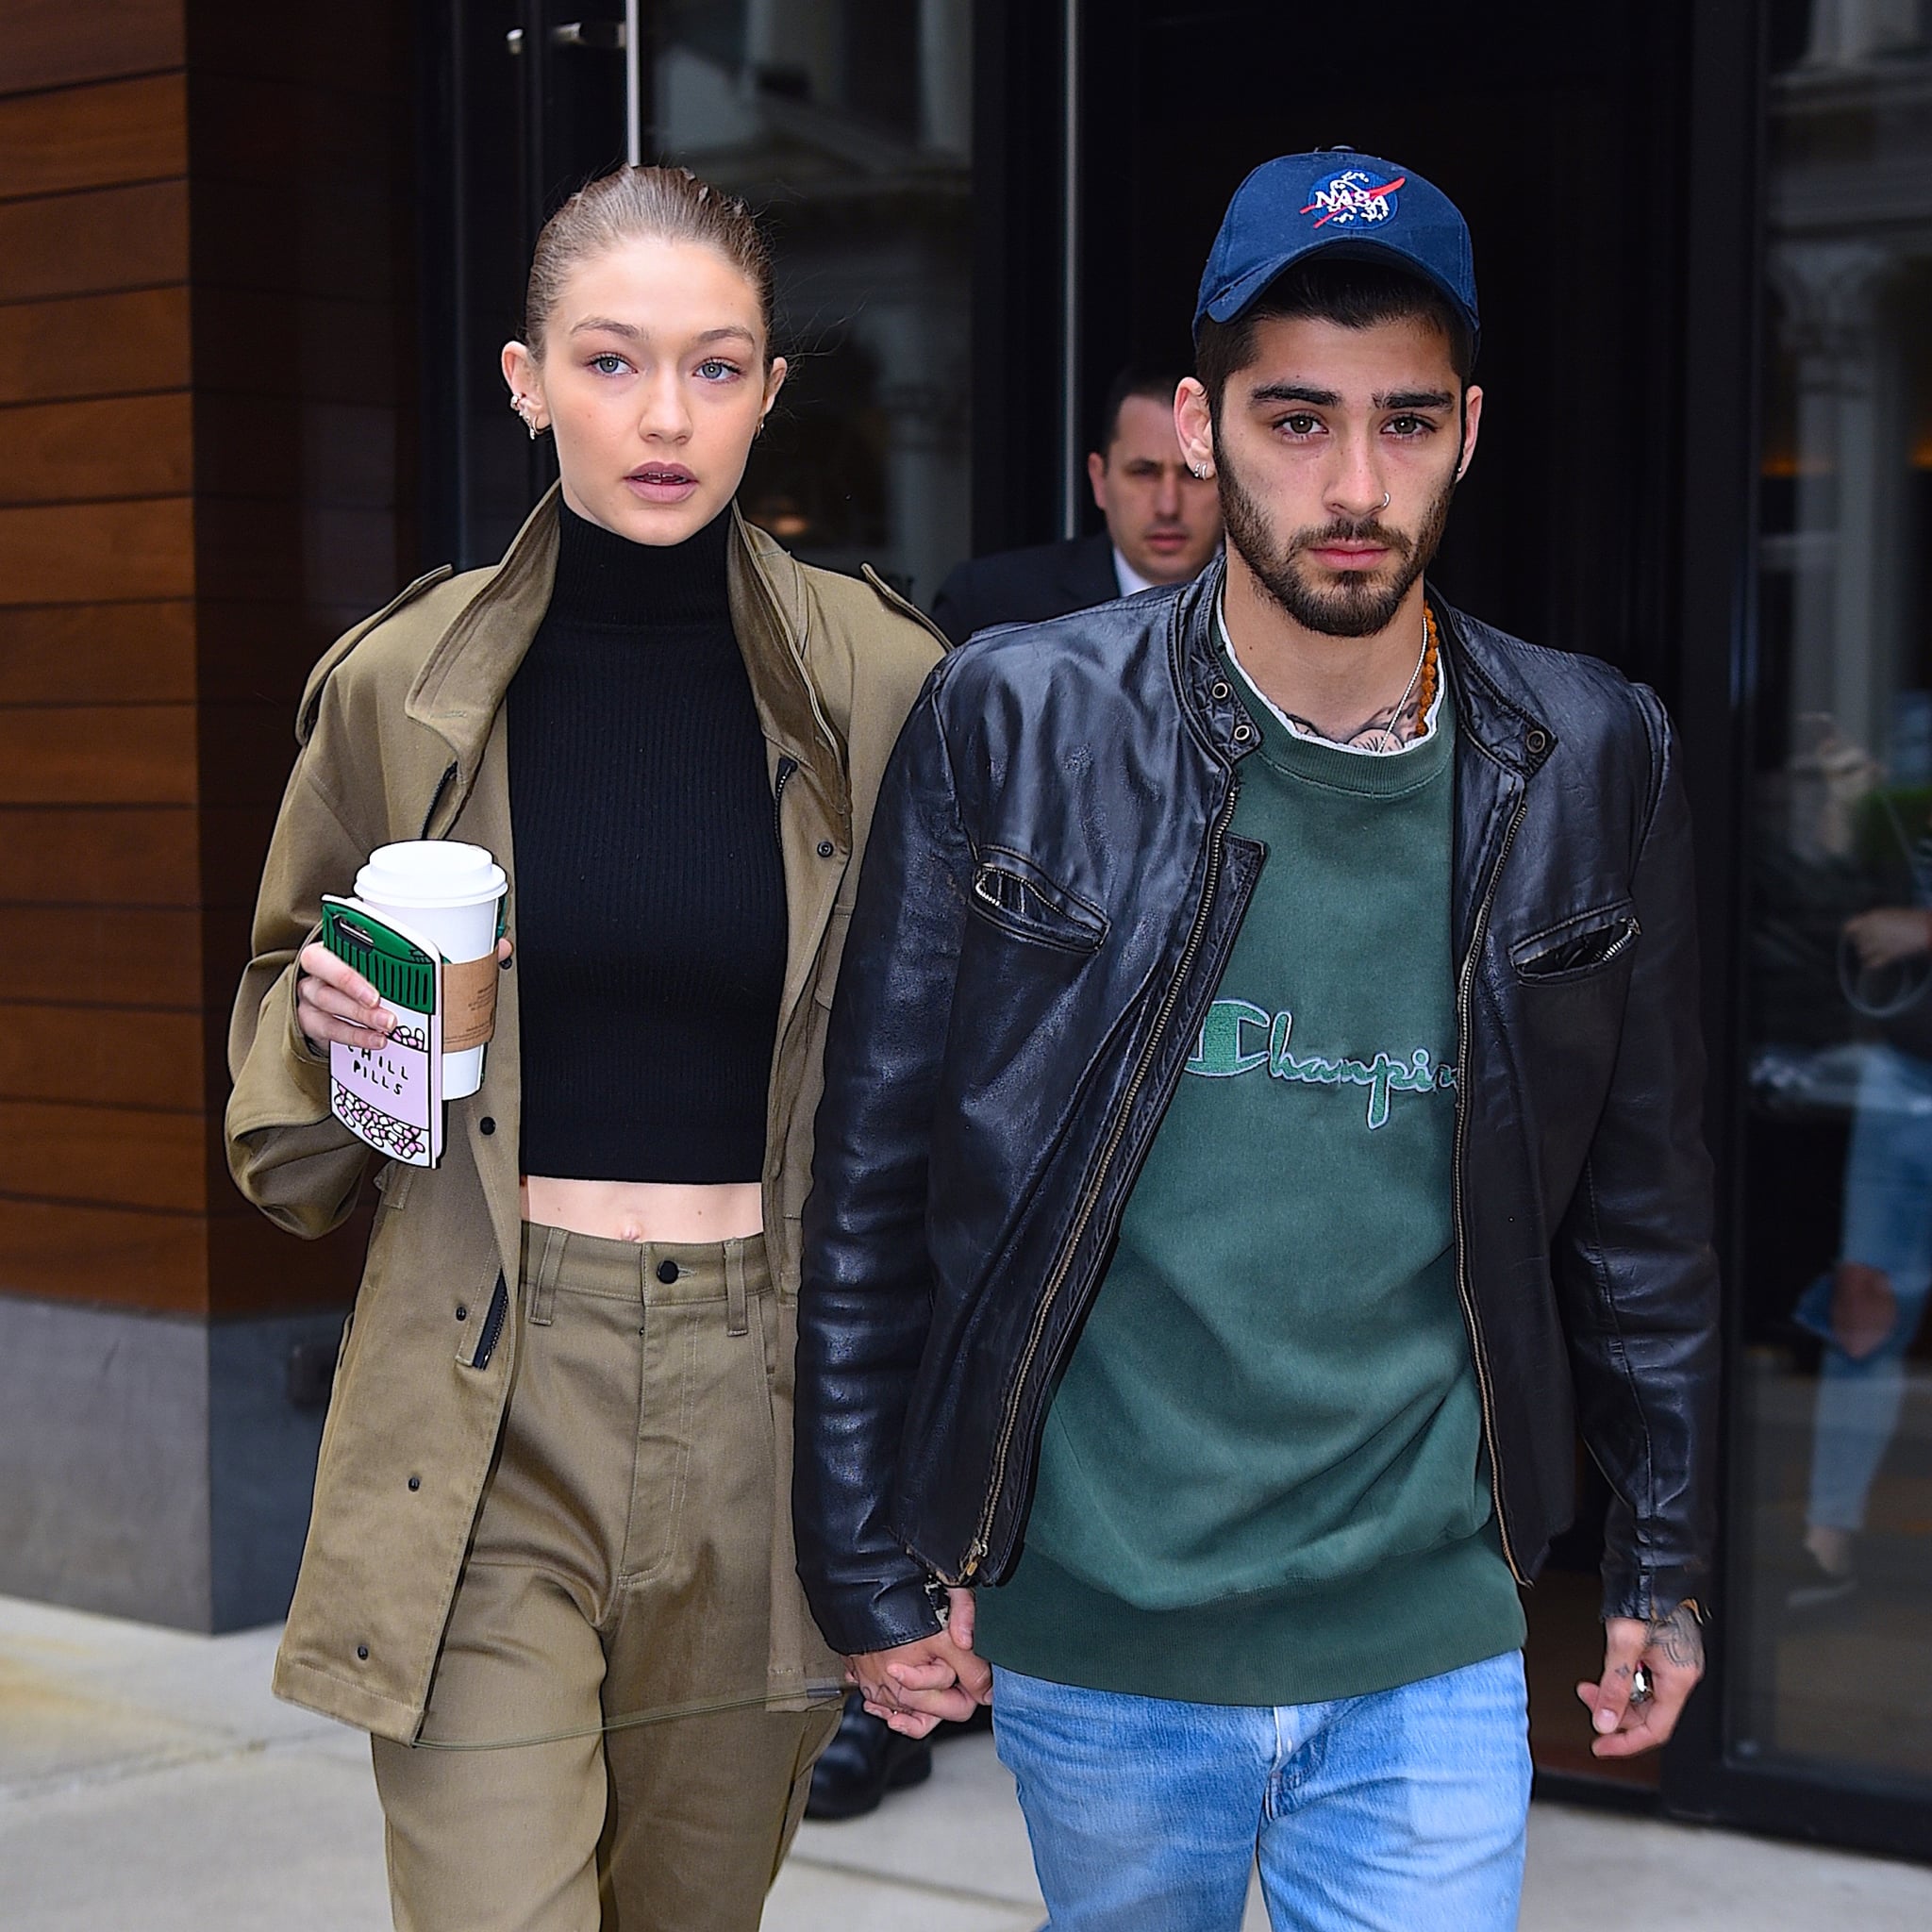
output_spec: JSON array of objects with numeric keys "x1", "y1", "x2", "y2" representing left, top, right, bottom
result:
[{"x1": 1300, "y1": 168, "x2": 1407, "y2": 230}]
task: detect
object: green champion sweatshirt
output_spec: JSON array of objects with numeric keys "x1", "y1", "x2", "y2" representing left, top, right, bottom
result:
[{"x1": 974, "y1": 631, "x2": 1524, "y2": 1706}]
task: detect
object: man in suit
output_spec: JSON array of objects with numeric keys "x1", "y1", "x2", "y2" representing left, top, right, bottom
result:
[{"x1": 929, "y1": 368, "x2": 1223, "y2": 646}]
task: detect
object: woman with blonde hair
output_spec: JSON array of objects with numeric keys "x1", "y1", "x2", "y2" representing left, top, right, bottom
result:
[{"x1": 226, "y1": 164, "x2": 941, "y2": 1930}]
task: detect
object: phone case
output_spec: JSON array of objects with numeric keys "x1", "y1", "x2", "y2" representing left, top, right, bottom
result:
[{"x1": 321, "y1": 896, "x2": 444, "y2": 1168}]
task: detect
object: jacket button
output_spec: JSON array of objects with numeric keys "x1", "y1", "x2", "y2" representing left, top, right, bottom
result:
[
  {"x1": 1233, "y1": 723, "x2": 1254, "y2": 743},
  {"x1": 456, "y1": 1305, "x2": 468, "y2": 1322},
  {"x1": 479, "y1": 1117, "x2": 495, "y2": 1136},
  {"x1": 1525, "y1": 728, "x2": 1550, "y2": 755},
  {"x1": 356, "y1": 1644, "x2": 369, "y2": 1660},
  {"x1": 657, "y1": 1259, "x2": 679, "y2": 1285},
  {"x1": 1210, "y1": 680, "x2": 1231, "y2": 701},
  {"x1": 408, "y1": 1475, "x2": 421, "y2": 1491},
  {"x1": 817, "y1": 840, "x2": 836, "y2": 858}
]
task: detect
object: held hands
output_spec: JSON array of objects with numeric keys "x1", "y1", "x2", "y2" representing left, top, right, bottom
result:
[
  {"x1": 1575, "y1": 1602, "x2": 1704, "y2": 1757},
  {"x1": 296, "y1": 938, "x2": 512, "y2": 1054},
  {"x1": 844, "y1": 1589, "x2": 991, "y2": 1740}
]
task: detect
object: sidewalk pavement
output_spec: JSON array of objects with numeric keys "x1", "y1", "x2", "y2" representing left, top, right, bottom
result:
[{"x1": 4, "y1": 1592, "x2": 1930, "y2": 1930}]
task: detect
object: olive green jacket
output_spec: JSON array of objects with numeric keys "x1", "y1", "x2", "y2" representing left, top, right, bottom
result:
[{"x1": 225, "y1": 489, "x2": 941, "y2": 1740}]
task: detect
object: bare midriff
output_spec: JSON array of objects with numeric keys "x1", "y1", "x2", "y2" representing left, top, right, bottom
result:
[{"x1": 521, "y1": 1176, "x2": 763, "y2": 1244}]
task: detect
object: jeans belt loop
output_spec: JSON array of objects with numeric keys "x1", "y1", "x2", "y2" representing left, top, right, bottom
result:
[
  {"x1": 529, "y1": 1224, "x2": 565, "y2": 1327},
  {"x1": 724, "y1": 1239, "x2": 749, "y2": 1338}
]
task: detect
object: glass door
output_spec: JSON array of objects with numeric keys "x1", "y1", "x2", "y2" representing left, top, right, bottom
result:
[
  {"x1": 1733, "y1": 0, "x2": 1932, "y2": 1812},
  {"x1": 418, "y1": 0, "x2": 973, "y2": 600}
]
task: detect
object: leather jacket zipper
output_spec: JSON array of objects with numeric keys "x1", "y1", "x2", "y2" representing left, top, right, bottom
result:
[
  {"x1": 958, "y1": 778, "x2": 1241, "y2": 1582},
  {"x1": 1452, "y1": 788, "x2": 1531, "y2": 1584}
]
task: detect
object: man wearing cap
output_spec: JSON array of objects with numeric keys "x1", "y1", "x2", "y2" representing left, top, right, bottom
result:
[{"x1": 794, "y1": 150, "x2": 1717, "y2": 1928}]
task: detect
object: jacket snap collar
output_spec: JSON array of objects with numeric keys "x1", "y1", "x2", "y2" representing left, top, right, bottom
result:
[
  {"x1": 1174, "y1": 558, "x2": 1261, "y2": 763},
  {"x1": 1174, "y1": 560, "x2": 1556, "y2": 775},
  {"x1": 1432, "y1": 596, "x2": 1557, "y2": 777}
]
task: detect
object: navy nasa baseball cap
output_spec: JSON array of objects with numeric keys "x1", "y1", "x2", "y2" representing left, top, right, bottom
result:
[{"x1": 1193, "y1": 149, "x2": 1478, "y2": 351}]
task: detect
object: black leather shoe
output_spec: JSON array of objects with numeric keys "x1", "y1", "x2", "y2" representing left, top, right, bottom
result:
[{"x1": 805, "y1": 1690, "x2": 934, "y2": 1820}]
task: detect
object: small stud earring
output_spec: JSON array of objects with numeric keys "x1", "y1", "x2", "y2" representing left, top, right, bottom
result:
[{"x1": 510, "y1": 395, "x2": 542, "y2": 440}]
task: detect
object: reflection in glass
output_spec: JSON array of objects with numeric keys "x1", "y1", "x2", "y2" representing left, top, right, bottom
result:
[
  {"x1": 649, "y1": 0, "x2": 972, "y2": 604},
  {"x1": 1741, "y1": 0, "x2": 1932, "y2": 1790}
]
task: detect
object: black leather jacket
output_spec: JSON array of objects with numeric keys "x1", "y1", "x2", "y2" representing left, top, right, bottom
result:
[{"x1": 795, "y1": 564, "x2": 1719, "y2": 1657}]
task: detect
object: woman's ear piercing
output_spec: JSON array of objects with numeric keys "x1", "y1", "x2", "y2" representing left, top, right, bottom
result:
[{"x1": 510, "y1": 395, "x2": 541, "y2": 439}]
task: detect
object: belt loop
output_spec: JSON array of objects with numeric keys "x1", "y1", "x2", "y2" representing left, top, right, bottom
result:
[
  {"x1": 724, "y1": 1240, "x2": 749, "y2": 1338},
  {"x1": 529, "y1": 1224, "x2": 566, "y2": 1327}
]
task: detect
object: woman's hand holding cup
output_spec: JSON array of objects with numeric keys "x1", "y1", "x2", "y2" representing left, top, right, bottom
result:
[
  {"x1": 296, "y1": 941, "x2": 395, "y2": 1054},
  {"x1": 297, "y1": 934, "x2": 514, "y2": 1057}
]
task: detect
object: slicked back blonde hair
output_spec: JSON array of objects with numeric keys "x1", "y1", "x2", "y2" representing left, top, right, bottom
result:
[{"x1": 523, "y1": 164, "x2": 775, "y2": 361}]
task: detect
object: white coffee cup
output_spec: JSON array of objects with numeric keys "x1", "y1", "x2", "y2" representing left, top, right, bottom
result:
[{"x1": 354, "y1": 841, "x2": 508, "y2": 1099}]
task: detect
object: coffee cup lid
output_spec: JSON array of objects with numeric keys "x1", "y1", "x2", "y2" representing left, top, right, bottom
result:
[{"x1": 356, "y1": 840, "x2": 507, "y2": 908}]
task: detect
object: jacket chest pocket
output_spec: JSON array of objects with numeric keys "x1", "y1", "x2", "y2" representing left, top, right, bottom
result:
[
  {"x1": 968, "y1": 848, "x2": 1108, "y2": 956},
  {"x1": 1509, "y1": 899, "x2": 1641, "y2": 986}
]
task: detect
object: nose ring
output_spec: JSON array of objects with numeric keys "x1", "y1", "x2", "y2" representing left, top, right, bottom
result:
[{"x1": 1379, "y1": 491, "x2": 1391, "y2": 510}]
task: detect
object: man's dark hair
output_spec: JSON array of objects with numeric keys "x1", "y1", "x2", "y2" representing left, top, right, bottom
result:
[
  {"x1": 1093, "y1": 366, "x2": 1186, "y2": 458},
  {"x1": 1194, "y1": 258, "x2": 1474, "y2": 418}
]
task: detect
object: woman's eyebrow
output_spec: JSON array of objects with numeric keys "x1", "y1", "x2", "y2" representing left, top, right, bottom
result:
[{"x1": 565, "y1": 320, "x2": 758, "y2": 347}]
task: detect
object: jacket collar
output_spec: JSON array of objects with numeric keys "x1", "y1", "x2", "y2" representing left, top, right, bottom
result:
[
  {"x1": 1172, "y1": 558, "x2": 1556, "y2": 780},
  {"x1": 405, "y1": 485, "x2": 836, "y2": 783}
]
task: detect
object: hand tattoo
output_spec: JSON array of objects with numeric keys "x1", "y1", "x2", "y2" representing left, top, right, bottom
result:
[{"x1": 1647, "y1": 1603, "x2": 1705, "y2": 1673}]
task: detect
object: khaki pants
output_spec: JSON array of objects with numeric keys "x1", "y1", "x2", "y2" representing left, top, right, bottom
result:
[{"x1": 373, "y1": 1224, "x2": 840, "y2": 1932}]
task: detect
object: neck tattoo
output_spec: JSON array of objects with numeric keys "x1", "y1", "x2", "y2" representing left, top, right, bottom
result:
[{"x1": 1274, "y1": 608, "x2": 1439, "y2": 754}]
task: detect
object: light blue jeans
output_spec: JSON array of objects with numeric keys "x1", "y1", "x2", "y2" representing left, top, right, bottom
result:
[
  {"x1": 1807, "y1": 1042, "x2": 1932, "y2": 1533},
  {"x1": 991, "y1": 1651, "x2": 1530, "y2": 1932}
]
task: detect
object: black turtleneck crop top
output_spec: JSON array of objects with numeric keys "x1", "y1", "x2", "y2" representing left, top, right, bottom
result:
[{"x1": 508, "y1": 502, "x2": 786, "y2": 1183}]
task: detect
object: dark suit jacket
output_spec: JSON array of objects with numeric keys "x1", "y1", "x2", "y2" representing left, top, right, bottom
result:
[{"x1": 928, "y1": 531, "x2": 1120, "y2": 646}]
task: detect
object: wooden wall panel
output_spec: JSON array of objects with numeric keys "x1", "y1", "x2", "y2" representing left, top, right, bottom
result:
[
  {"x1": 0, "y1": 1099, "x2": 207, "y2": 1212},
  {"x1": 0, "y1": 908, "x2": 200, "y2": 1008},
  {"x1": 0, "y1": 1004, "x2": 201, "y2": 1109},
  {"x1": 0, "y1": 1196, "x2": 207, "y2": 1314},
  {"x1": 0, "y1": 706, "x2": 196, "y2": 806},
  {"x1": 0, "y1": 500, "x2": 193, "y2": 605},
  {"x1": 0, "y1": 289, "x2": 192, "y2": 406},
  {"x1": 0, "y1": 806, "x2": 198, "y2": 903},
  {"x1": 0, "y1": 394, "x2": 192, "y2": 505},
  {"x1": 0, "y1": 602, "x2": 195, "y2": 704},
  {"x1": 0, "y1": 74, "x2": 185, "y2": 200},
  {"x1": 0, "y1": 2, "x2": 185, "y2": 96},
  {"x1": 0, "y1": 0, "x2": 414, "y2": 1324},
  {"x1": 0, "y1": 180, "x2": 189, "y2": 304}
]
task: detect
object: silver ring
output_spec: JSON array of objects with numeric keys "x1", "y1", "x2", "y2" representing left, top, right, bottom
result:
[
  {"x1": 1629, "y1": 1664, "x2": 1654, "y2": 1707},
  {"x1": 1379, "y1": 491, "x2": 1391, "y2": 510}
]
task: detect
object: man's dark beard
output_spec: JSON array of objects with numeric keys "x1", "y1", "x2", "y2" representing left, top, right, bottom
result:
[{"x1": 1218, "y1": 456, "x2": 1457, "y2": 638}]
